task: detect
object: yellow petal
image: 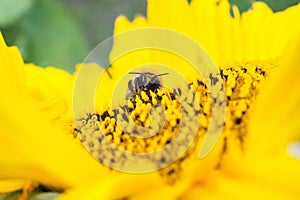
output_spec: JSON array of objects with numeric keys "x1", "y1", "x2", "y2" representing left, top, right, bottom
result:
[
  {"x1": 0, "y1": 33, "x2": 26, "y2": 97},
  {"x1": 190, "y1": 0, "x2": 219, "y2": 63},
  {"x1": 37, "y1": 97, "x2": 69, "y2": 121},
  {"x1": 148, "y1": 0, "x2": 195, "y2": 37},
  {"x1": 25, "y1": 64, "x2": 73, "y2": 110},
  {"x1": 0, "y1": 179, "x2": 26, "y2": 193},
  {"x1": 241, "y1": 156, "x2": 300, "y2": 198},
  {"x1": 241, "y1": 2, "x2": 273, "y2": 60},
  {"x1": 247, "y1": 31, "x2": 300, "y2": 156},
  {"x1": 112, "y1": 1, "x2": 300, "y2": 65},
  {"x1": 214, "y1": 170, "x2": 298, "y2": 199},
  {"x1": 57, "y1": 173, "x2": 167, "y2": 200},
  {"x1": 0, "y1": 33, "x2": 107, "y2": 191}
]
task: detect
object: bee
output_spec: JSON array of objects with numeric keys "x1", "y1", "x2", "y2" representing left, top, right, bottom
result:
[{"x1": 126, "y1": 71, "x2": 169, "y2": 99}]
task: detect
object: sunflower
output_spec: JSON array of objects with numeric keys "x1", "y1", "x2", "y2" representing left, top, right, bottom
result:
[{"x1": 1, "y1": 0, "x2": 300, "y2": 199}]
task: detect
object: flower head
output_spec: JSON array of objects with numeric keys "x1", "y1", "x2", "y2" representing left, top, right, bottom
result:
[{"x1": 1, "y1": 0, "x2": 300, "y2": 199}]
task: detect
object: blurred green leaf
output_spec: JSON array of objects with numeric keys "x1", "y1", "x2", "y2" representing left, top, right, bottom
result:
[
  {"x1": 229, "y1": 0, "x2": 300, "y2": 12},
  {"x1": 260, "y1": 0, "x2": 300, "y2": 11},
  {"x1": 27, "y1": 193, "x2": 60, "y2": 200},
  {"x1": 62, "y1": 0, "x2": 146, "y2": 49},
  {"x1": 3, "y1": 0, "x2": 89, "y2": 72},
  {"x1": 229, "y1": 0, "x2": 252, "y2": 12},
  {"x1": 0, "y1": 192, "x2": 59, "y2": 200},
  {"x1": 0, "y1": 0, "x2": 33, "y2": 27},
  {"x1": 0, "y1": 191, "x2": 21, "y2": 200}
]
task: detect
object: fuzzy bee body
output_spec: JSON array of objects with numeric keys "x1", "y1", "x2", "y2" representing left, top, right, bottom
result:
[{"x1": 126, "y1": 72, "x2": 169, "y2": 99}]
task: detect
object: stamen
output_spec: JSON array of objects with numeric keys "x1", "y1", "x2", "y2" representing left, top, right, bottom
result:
[{"x1": 73, "y1": 59, "x2": 277, "y2": 184}]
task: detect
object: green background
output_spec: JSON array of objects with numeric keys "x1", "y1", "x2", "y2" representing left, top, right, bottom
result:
[{"x1": 0, "y1": 0, "x2": 299, "y2": 73}]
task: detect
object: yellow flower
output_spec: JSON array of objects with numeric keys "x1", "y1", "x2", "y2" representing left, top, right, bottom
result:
[{"x1": 1, "y1": 0, "x2": 300, "y2": 199}]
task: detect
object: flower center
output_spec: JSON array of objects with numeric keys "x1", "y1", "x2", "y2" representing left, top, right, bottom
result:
[{"x1": 73, "y1": 59, "x2": 277, "y2": 184}]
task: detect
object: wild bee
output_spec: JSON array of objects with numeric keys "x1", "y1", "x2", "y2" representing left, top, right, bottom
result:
[{"x1": 126, "y1": 71, "x2": 169, "y2": 99}]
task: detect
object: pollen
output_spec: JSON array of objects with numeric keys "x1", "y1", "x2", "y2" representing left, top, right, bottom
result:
[
  {"x1": 141, "y1": 91, "x2": 149, "y2": 102},
  {"x1": 73, "y1": 59, "x2": 277, "y2": 184}
]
